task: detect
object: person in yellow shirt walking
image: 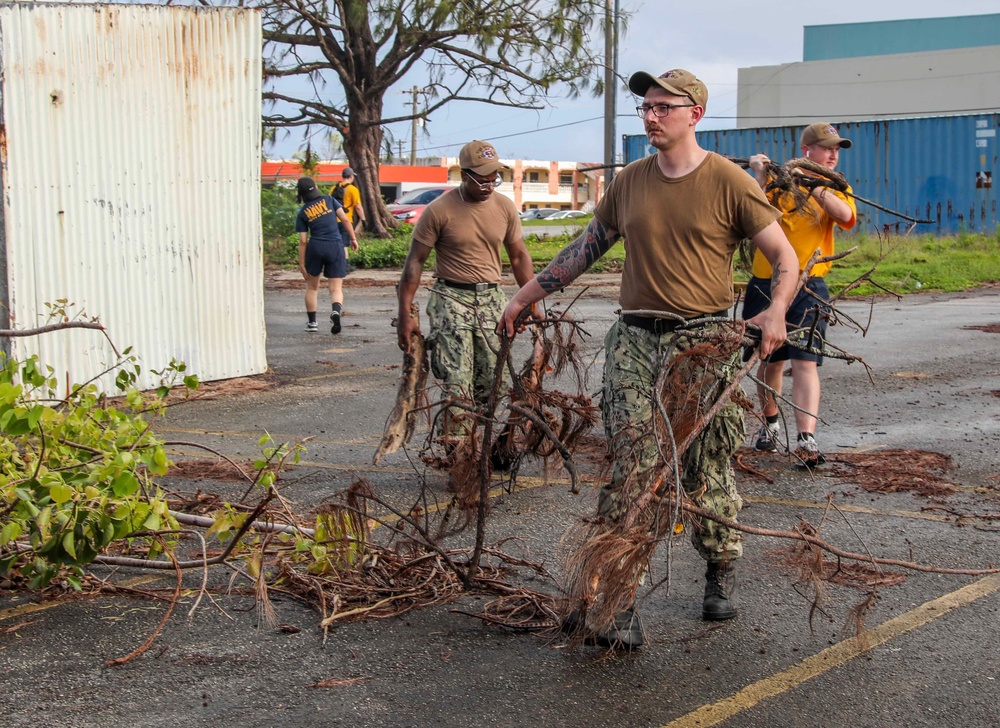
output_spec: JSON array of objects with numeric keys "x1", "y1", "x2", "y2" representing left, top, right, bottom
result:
[
  {"x1": 743, "y1": 122, "x2": 857, "y2": 467},
  {"x1": 331, "y1": 167, "x2": 366, "y2": 271}
]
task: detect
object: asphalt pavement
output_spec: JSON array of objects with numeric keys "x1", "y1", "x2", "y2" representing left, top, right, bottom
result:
[{"x1": 2, "y1": 272, "x2": 999, "y2": 727}]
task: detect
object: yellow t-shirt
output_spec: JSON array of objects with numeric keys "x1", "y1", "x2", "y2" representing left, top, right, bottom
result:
[
  {"x1": 751, "y1": 182, "x2": 856, "y2": 279},
  {"x1": 329, "y1": 182, "x2": 362, "y2": 223},
  {"x1": 595, "y1": 153, "x2": 780, "y2": 318},
  {"x1": 412, "y1": 188, "x2": 521, "y2": 284}
]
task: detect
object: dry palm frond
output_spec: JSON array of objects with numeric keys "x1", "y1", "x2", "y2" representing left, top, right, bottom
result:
[
  {"x1": 826, "y1": 449, "x2": 957, "y2": 498},
  {"x1": 559, "y1": 520, "x2": 655, "y2": 632},
  {"x1": 374, "y1": 306, "x2": 429, "y2": 464}
]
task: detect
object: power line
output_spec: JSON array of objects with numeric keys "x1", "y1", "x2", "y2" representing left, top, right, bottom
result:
[{"x1": 417, "y1": 115, "x2": 606, "y2": 154}]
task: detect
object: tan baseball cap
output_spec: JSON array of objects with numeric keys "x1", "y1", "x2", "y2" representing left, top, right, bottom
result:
[
  {"x1": 628, "y1": 69, "x2": 708, "y2": 109},
  {"x1": 800, "y1": 122, "x2": 852, "y2": 149},
  {"x1": 458, "y1": 140, "x2": 508, "y2": 176}
]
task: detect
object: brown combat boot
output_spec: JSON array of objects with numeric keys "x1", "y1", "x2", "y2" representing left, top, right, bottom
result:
[{"x1": 703, "y1": 561, "x2": 738, "y2": 621}]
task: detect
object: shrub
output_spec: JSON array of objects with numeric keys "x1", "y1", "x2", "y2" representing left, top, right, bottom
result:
[{"x1": 262, "y1": 184, "x2": 300, "y2": 266}]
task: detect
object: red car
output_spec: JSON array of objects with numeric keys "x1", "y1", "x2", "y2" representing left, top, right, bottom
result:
[{"x1": 387, "y1": 186, "x2": 455, "y2": 224}]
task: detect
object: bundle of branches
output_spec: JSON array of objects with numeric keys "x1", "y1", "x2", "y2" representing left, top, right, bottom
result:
[
  {"x1": 560, "y1": 319, "x2": 754, "y2": 634},
  {"x1": 493, "y1": 315, "x2": 594, "y2": 473},
  {"x1": 414, "y1": 311, "x2": 598, "y2": 542},
  {"x1": 728, "y1": 154, "x2": 934, "y2": 228},
  {"x1": 732, "y1": 156, "x2": 849, "y2": 277},
  {"x1": 268, "y1": 482, "x2": 479, "y2": 637},
  {"x1": 763, "y1": 157, "x2": 849, "y2": 213}
]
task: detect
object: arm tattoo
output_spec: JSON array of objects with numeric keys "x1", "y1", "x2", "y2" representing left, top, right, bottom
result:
[
  {"x1": 771, "y1": 263, "x2": 787, "y2": 290},
  {"x1": 536, "y1": 218, "x2": 619, "y2": 294}
]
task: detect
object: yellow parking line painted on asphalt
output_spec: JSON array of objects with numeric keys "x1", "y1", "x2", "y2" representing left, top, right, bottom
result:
[
  {"x1": 379, "y1": 473, "x2": 602, "y2": 525},
  {"x1": 662, "y1": 572, "x2": 1000, "y2": 728},
  {"x1": 164, "y1": 451, "x2": 969, "y2": 526},
  {"x1": 0, "y1": 574, "x2": 166, "y2": 623},
  {"x1": 297, "y1": 459, "x2": 413, "y2": 475},
  {"x1": 297, "y1": 459, "x2": 596, "y2": 487},
  {"x1": 297, "y1": 366, "x2": 387, "y2": 382},
  {"x1": 744, "y1": 496, "x2": 953, "y2": 524},
  {"x1": 160, "y1": 428, "x2": 372, "y2": 446}
]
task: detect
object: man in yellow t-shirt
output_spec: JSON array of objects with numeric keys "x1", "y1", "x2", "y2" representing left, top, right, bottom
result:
[
  {"x1": 330, "y1": 167, "x2": 366, "y2": 265},
  {"x1": 743, "y1": 122, "x2": 857, "y2": 467}
]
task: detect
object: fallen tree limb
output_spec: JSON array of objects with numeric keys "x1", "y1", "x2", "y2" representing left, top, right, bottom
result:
[
  {"x1": 374, "y1": 305, "x2": 429, "y2": 464},
  {"x1": 684, "y1": 502, "x2": 999, "y2": 576}
]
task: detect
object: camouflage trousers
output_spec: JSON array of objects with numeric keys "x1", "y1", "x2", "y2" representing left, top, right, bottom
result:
[
  {"x1": 426, "y1": 281, "x2": 507, "y2": 436},
  {"x1": 599, "y1": 318, "x2": 745, "y2": 562}
]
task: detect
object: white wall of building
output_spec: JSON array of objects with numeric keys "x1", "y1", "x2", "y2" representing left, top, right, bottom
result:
[{"x1": 737, "y1": 45, "x2": 1000, "y2": 128}]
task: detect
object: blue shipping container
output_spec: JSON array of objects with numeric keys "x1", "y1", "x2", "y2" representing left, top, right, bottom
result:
[{"x1": 623, "y1": 115, "x2": 999, "y2": 234}]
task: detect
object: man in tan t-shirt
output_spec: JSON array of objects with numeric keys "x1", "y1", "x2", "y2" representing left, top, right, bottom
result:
[
  {"x1": 500, "y1": 69, "x2": 799, "y2": 649},
  {"x1": 397, "y1": 139, "x2": 536, "y2": 440}
]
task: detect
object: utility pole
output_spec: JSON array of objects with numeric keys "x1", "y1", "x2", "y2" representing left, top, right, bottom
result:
[
  {"x1": 603, "y1": 0, "x2": 619, "y2": 187},
  {"x1": 397, "y1": 140, "x2": 404, "y2": 162},
  {"x1": 402, "y1": 86, "x2": 428, "y2": 166}
]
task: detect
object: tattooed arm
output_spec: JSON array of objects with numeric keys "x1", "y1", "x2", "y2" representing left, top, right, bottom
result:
[
  {"x1": 497, "y1": 218, "x2": 620, "y2": 337},
  {"x1": 745, "y1": 220, "x2": 798, "y2": 358},
  {"x1": 537, "y1": 217, "x2": 620, "y2": 293}
]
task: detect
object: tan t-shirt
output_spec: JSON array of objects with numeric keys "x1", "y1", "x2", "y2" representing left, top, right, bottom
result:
[
  {"x1": 412, "y1": 188, "x2": 521, "y2": 283},
  {"x1": 595, "y1": 153, "x2": 780, "y2": 318}
]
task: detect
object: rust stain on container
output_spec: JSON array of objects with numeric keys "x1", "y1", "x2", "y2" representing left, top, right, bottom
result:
[
  {"x1": 33, "y1": 14, "x2": 46, "y2": 43},
  {"x1": 181, "y1": 22, "x2": 202, "y2": 81}
]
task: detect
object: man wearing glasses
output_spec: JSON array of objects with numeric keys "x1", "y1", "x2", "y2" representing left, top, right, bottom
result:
[
  {"x1": 397, "y1": 139, "x2": 536, "y2": 442},
  {"x1": 499, "y1": 69, "x2": 799, "y2": 648}
]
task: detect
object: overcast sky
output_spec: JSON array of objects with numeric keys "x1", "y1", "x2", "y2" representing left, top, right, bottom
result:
[{"x1": 269, "y1": 1, "x2": 998, "y2": 164}]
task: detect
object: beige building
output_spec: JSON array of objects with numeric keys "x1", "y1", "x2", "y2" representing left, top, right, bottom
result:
[{"x1": 442, "y1": 156, "x2": 603, "y2": 212}]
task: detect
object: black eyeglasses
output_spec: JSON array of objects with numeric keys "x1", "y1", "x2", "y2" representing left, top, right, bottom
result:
[
  {"x1": 635, "y1": 103, "x2": 695, "y2": 118},
  {"x1": 463, "y1": 170, "x2": 503, "y2": 190}
]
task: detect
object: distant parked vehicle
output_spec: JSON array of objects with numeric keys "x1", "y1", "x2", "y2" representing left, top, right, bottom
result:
[
  {"x1": 547, "y1": 210, "x2": 588, "y2": 220},
  {"x1": 519, "y1": 208, "x2": 560, "y2": 221},
  {"x1": 388, "y1": 186, "x2": 454, "y2": 223}
]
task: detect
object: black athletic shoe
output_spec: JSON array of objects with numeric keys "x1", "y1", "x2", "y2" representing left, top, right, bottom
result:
[
  {"x1": 754, "y1": 422, "x2": 781, "y2": 452},
  {"x1": 330, "y1": 311, "x2": 342, "y2": 335}
]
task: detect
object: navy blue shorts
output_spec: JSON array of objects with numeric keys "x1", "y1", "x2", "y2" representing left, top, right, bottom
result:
[
  {"x1": 742, "y1": 276, "x2": 830, "y2": 364},
  {"x1": 338, "y1": 222, "x2": 353, "y2": 248},
  {"x1": 304, "y1": 240, "x2": 347, "y2": 279}
]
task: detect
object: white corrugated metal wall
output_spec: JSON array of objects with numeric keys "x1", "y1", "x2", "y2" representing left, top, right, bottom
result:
[{"x1": 0, "y1": 4, "x2": 265, "y2": 394}]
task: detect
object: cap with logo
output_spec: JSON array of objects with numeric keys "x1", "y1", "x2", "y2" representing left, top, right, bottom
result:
[
  {"x1": 459, "y1": 140, "x2": 508, "y2": 176},
  {"x1": 296, "y1": 176, "x2": 320, "y2": 202},
  {"x1": 800, "y1": 122, "x2": 852, "y2": 149},
  {"x1": 628, "y1": 69, "x2": 708, "y2": 109}
]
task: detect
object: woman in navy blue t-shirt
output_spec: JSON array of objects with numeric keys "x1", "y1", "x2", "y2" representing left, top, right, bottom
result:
[{"x1": 295, "y1": 177, "x2": 359, "y2": 334}]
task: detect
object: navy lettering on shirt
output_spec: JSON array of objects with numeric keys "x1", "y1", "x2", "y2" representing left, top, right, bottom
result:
[{"x1": 295, "y1": 195, "x2": 344, "y2": 246}]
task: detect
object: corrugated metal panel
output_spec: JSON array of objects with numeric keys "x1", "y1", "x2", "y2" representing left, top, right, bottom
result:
[
  {"x1": 623, "y1": 114, "x2": 1000, "y2": 234},
  {"x1": 0, "y1": 4, "x2": 265, "y2": 395}
]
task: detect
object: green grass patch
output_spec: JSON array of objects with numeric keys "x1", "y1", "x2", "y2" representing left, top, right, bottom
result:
[
  {"x1": 823, "y1": 230, "x2": 1000, "y2": 295},
  {"x1": 263, "y1": 181, "x2": 1000, "y2": 295},
  {"x1": 521, "y1": 215, "x2": 594, "y2": 228}
]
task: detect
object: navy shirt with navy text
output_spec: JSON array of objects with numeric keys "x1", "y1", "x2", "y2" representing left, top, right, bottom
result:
[{"x1": 295, "y1": 196, "x2": 344, "y2": 246}]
